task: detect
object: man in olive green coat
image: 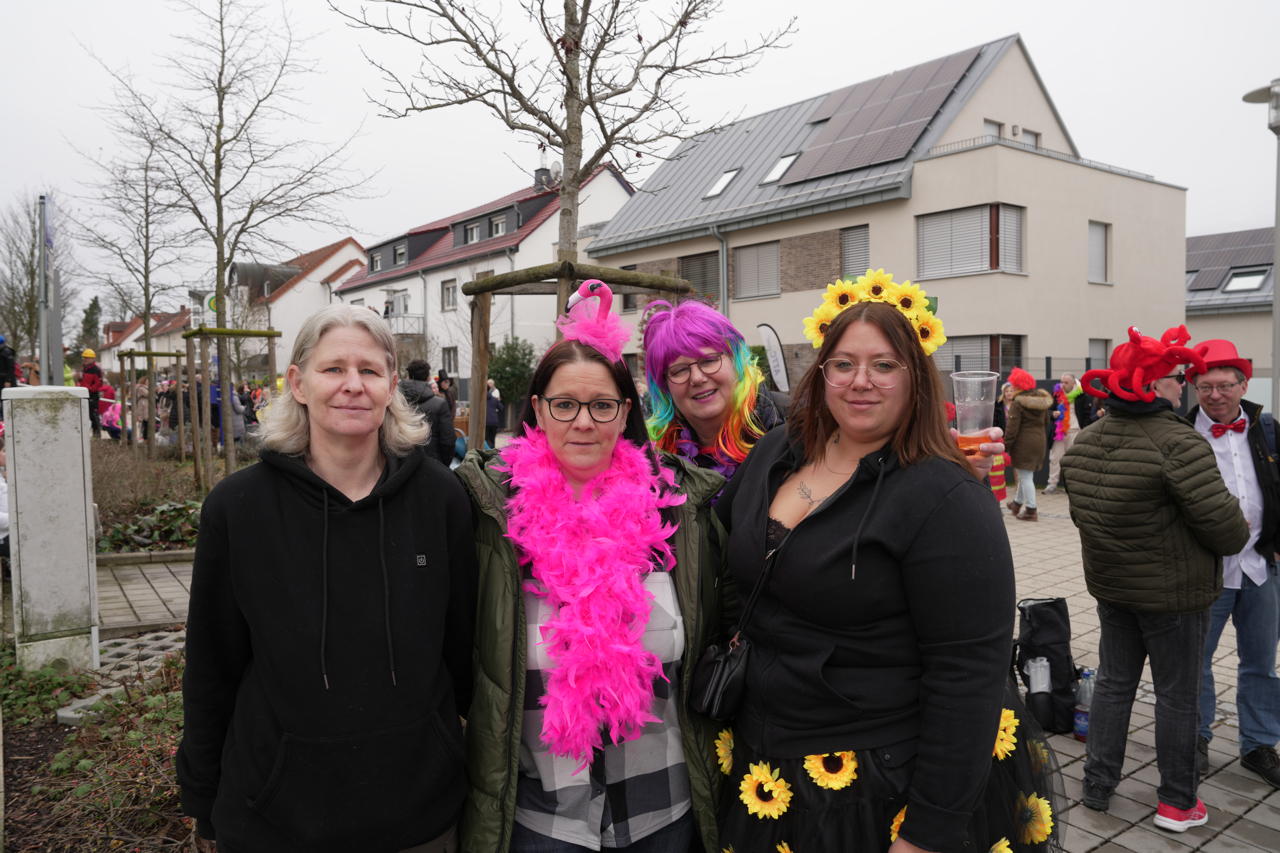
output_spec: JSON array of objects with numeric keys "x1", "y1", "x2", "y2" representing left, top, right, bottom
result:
[{"x1": 1062, "y1": 326, "x2": 1249, "y2": 833}]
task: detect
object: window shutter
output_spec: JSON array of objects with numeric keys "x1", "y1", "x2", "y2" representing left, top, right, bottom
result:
[
  {"x1": 1088, "y1": 222, "x2": 1108, "y2": 282},
  {"x1": 917, "y1": 206, "x2": 989, "y2": 278},
  {"x1": 840, "y1": 226, "x2": 870, "y2": 279},
  {"x1": 734, "y1": 242, "x2": 779, "y2": 299},
  {"x1": 678, "y1": 253, "x2": 720, "y2": 301},
  {"x1": 999, "y1": 205, "x2": 1023, "y2": 272},
  {"x1": 930, "y1": 335, "x2": 991, "y2": 372}
]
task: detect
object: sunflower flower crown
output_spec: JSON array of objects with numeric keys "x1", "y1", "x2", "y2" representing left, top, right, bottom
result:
[{"x1": 803, "y1": 268, "x2": 947, "y2": 356}]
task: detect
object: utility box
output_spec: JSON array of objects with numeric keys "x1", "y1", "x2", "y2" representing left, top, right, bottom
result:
[{"x1": 4, "y1": 386, "x2": 99, "y2": 671}]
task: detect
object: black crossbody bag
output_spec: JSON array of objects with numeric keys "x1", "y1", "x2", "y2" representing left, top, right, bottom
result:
[{"x1": 689, "y1": 546, "x2": 780, "y2": 721}]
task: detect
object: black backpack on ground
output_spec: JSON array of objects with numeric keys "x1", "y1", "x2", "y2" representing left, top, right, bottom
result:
[{"x1": 1015, "y1": 597, "x2": 1077, "y2": 734}]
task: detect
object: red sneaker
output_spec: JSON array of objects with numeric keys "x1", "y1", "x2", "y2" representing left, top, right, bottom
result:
[{"x1": 1153, "y1": 799, "x2": 1208, "y2": 832}]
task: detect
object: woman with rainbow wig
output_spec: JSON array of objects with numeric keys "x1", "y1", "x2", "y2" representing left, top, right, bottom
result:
[{"x1": 643, "y1": 300, "x2": 785, "y2": 480}]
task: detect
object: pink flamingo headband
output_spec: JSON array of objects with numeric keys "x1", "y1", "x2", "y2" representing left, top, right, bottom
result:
[{"x1": 555, "y1": 279, "x2": 631, "y2": 363}]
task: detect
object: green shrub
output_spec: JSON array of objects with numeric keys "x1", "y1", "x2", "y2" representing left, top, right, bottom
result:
[
  {"x1": 99, "y1": 500, "x2": 202, "y2": 552},
  {"x1": 0, "y1": 642, "x2": 99, "y2": 727}
]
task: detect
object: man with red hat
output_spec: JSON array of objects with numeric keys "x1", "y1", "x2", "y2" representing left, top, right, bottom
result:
[
  {"x1": 1186, "y1": 339, "x2": 1280, "y2": 788},
  {"x1": 1062, "y1": 326, "x2": 1248, "y2": 832}
]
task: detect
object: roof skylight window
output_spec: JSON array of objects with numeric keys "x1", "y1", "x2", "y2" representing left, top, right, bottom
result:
[
  {"x1": 705, "y1": 169, "x2": 740, "y2": 198},
  {"x1": 1223, "y1": 268, "x2": 1268, "y2": 292},
  {"x1": 761, "y1": 154, "x2": 798, "y2": 185}
]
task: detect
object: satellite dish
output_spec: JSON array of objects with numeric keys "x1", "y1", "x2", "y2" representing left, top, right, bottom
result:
[{"x1": 550, "y1": 161, "x2": 563, "y2": 182}]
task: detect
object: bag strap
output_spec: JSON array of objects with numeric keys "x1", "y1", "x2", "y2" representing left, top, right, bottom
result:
[{"x1": 731, "y1": 544, "x2": 784, "y2": 641}]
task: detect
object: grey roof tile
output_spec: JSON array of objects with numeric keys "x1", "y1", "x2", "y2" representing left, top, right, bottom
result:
[{"x1": 1185, "y1": 228, "x2": 1274, "y2": 313}]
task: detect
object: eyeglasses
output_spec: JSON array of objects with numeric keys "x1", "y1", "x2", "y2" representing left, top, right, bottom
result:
[
  {"x1": 541, "y1": 396, "x2": 626, "y2": 423},
  {"x1": 1194, "y1": 381, "x2": 1242, "y2": 396},
  {"x1": 666, "y1": 353, "x2": 725, "y2": 385},
  {"x1": 820, "y1": 358, "x2": 907, "y2": 389},
  {"x1": 1160, "y1": 374, "x2": 1186, "y2": 385}
]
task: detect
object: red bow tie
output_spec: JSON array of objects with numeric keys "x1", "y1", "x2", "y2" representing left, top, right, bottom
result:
[{"x1": 1210, "y1": 418, "x2": 1246, "y2": 438}]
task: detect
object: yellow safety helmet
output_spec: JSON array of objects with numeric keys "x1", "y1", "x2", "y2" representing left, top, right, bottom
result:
[{"x1": 82, "y1": 348, "x2": 96, "y2": 359}]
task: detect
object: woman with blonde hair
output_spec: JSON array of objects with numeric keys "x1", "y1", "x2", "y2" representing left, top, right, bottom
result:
[{"x1": 178, "y1": 304, "x2": 476, "y2": 852}]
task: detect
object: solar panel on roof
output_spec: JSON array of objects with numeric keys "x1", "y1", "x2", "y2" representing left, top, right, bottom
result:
[
  {"x1": 783, "y1": 46, "x2": 981, "y2": 185},
  {"x1": 1187, "y1": 269, "x2": 1225, "y2": 291}
]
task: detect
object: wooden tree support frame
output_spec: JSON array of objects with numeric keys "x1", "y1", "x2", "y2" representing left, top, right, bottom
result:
[
  {"x1": 459, "y1": 262, "x2": 690, "y2": 452},
  {"x1": 181, "y1": 326, "x2": 282, "y2": 492},
  {"x1": 118, "y1": 349, "x2": 185, "y2": 461}
]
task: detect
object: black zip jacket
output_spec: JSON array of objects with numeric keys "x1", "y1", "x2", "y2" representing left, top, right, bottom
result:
[
  {"x1": 177, "y1": 448, "x2": 477, "y2": 852},
  {"x1": 400, "y1": 379, "x2": 456, "y2": 467},
  {"x1": 1186, "y1": 398, "x2": 1280, "y2": 560},
  {"x1": 716, "y1": 426, "x2": 1015, "y2": 851}
]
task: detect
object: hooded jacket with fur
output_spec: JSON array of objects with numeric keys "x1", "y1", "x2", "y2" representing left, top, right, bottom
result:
[
  {"x1": 1005, "y1": 387, "x2": 1053, "y2": 470},
  {"x1": 177, "y1": 448, "x2": 477, "y2": 852}
]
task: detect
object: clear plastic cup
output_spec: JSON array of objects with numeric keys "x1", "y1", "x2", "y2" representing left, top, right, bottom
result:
[{"x1": 951, "y1": 371, "x2": 999, "y2": 455}]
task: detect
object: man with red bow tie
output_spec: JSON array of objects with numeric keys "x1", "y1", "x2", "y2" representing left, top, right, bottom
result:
[{"x1": 1186, "y1": 339, "x2": 1280, "y2": 788}]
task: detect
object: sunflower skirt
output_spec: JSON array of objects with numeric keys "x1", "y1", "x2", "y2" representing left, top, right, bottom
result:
[{"x1": 715, "y1": 690, "x2": 1064, "y2": 853}]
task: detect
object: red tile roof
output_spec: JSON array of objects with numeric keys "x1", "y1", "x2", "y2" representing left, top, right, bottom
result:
[
  {"x1": 149, "y1": 308, "x2": 191, "y2": 337},
  {"x1": 259, "y1": 237, "x2": 365, "y2": 305},
  {"x1": 338, "y1": 164, "x2": 631, "y2": 295},
  {"x1": 102, "y1": 317, "x2": 143, "y2": 350},
  {"x1": 323, "y1": 258, "x2": 365, "y2": 285}
]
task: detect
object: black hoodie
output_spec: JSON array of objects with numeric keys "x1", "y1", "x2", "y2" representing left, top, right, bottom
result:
[{"x1": 177, "y1": 448, "x2": 476, "y2": 852}]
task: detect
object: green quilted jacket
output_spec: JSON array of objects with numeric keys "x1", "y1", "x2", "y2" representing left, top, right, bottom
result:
[
  {"x1": 453, "y1": 448, "x2": 729, "y2": 853},
  {"x1": 1060, "y1": 397, "x2": 1249, "y2": 612}
]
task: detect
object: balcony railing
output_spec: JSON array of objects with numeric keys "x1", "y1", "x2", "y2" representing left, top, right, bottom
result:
[
  {"x1": 385, "y1": 313, "x2": 424, "y2": 336},
  {"x1": 920, "y1": 135, "x2": 1155, "y2": 182}
]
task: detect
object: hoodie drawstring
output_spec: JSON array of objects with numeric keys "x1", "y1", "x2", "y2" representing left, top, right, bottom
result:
[
  {"x1": 320, "y1": 489, "x2": 331, "y2": 690},
  {"x1": 849, "y1": 453, "x2": 888, "y2": 580},
  {"x1": 379, "y1": 498, "x2": 398, "y2": 687}
]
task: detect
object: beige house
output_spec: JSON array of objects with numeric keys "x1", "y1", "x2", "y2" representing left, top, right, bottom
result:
[
  {"x1": 1185, "y1": 228, "x2": 1275, "y2": 408},
  {"x1": 588, "y1": 35, "x2": 1185, "y2": 384}
]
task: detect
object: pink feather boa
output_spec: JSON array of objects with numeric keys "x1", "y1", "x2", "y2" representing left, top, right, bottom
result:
[{"x1": 499, "y1": 426, "x2": 685, "y2": 768}]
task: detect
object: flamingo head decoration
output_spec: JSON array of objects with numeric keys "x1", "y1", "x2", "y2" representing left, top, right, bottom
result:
[{"x1": 556, "y1": 279, "x2": 630, "y2": 362}]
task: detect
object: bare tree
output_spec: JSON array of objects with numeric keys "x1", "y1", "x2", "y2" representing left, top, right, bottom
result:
[
  {"x1": 0, "y1": 194, "x2": 78, "y2": 376},
  {"x1": 106, "y1": 0, "x2": 367, "y2": 476},
  {"x1": 332, "y1": 0, "x2": 793, "y2": 308}
]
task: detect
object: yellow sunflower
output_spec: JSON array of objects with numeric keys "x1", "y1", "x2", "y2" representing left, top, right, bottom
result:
[
  {"x1": 889, "y1": 805, "x2": 907, "y2": 842},
  {"x1": 857, "y1": 267, "x2": 896, "y2": 300},
  {"x1": 892, "y1": 281, "x2": 928, "y2": 315},
  {"x1": 722, "y1": 848, "x2": 734, "y2": 853},
  {"x1": 803, "y1": 751, "x2": 858, "y2": 789},
  {"x1": 1027, "y1": 740, "x2": 1050, "y2": 775},
  {"x1": 739, "y1": 761, "x2": 793, "y2": 820},
  {"x1": 916, "y1": 314, "x2": 947, "y2": 356},
  {"x1": 989, "y1": 838, "x2": 1012, "y2": 853},
  {"x1": 823, "y1": 278, "x2": 861, "y2": 310},
  {"x1": 803, "y1": 301, "x2": 842, "y2": 348},
  {"x1": 1017, "y1": 792, "x2": 1054, "y2": 844},
  {"x1": 716, "y1": 729, "x2": 735, "y2": 776},
  {"x1": 993, "y1": 708, "x2": 1019, "y2": 760},
  {"x1": 776, "y1": 844, "x2": 794, "y2": 853}
]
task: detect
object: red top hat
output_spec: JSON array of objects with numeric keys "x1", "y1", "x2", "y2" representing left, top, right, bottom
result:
[{"x1": 1184, "y1": 339, "x2": 1252, "y2": 384}]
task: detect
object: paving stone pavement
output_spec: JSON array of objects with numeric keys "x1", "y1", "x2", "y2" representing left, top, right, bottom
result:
[
  {"x1": 1008, "y1": 490, "x2": 1280, "y2": 852},
  {"x1": 91, "y1": 492, "x2": 1279, "y2": 849}
]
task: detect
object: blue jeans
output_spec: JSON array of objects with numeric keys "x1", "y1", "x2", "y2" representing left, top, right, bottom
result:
[
  {"x1": 509, "y1": 810, "x2": 695, "y2": 852},
  {"x1": 1014, "y1": 468, "x2": 1036, "y2": 508},
  {"x1": 1198, "y1": 567, "x2": 1280, "y2": 754},
  {"x1": 1085, "y1": 601, "x2": 1207, "y2": 810}
]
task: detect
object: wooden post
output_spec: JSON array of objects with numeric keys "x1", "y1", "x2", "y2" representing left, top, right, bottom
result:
[
  {"x1": 186, "y1": 338, "x2": 203, "y2": 492},
  {"x1": 468, "y1": 292, "x2": 492, "y2": 451},
  {"x1": 175, "y1": 357, "x2": 187, "y2": 465},
  {"x1": 124, "y1": 355, "x2": 136, "y2": 453},
  {"x1": 200, "y1": 336, "x2": 215, "y2": 488}
]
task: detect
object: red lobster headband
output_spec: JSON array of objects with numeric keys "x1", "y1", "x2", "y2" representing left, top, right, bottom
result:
[{"x1": 1080, "y1": 325, "x2": 1206, "y2": 403}]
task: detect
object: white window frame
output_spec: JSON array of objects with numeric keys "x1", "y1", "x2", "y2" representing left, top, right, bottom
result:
[
  {"x1": 490, "y1": 216, "x2": 506, "y2": 237},
  {"x1": 840, "y1": 225, "x2": 870, "y2": 279},
  {"x1": 1223, "y1": 268, "x2": 1268, "y2": 292},
  {"x1": 1088, "y1": 221, "x2": 1110, "y2": 284},
  {"x1": 464, "y1": 223, "x2": 481, "y2": 244},
  {"x1": 442, "y1": 278, "x2": 458, "y2": 312},
  {"x1": 705, "y1": 169, "x2": 740, "y2": 198},
  {"x1": 393, "y1": 243, "x2": 407, "y2": 265},
  {"x1": 441, "y1": 346, "x2": 459, "y2": 376},
  {"x1": 916, "y1": 204, "x2": 1024, "y2": 279},
  {"x1": 760, "y1": 154, "x2": 798, "y2": 185},
  {"x1": 733, "y1": 241, "x2": 780, "y2": 300},
  {"x1": 1022, "y1": 129, "x2": 1041, "y2": 148},
  {"x1": 392, "y1": 289, "x2": 410, "y2": 314},
  {"x1": 983, "y1": 119, "x2": 1003, "y2": 139},
  {"x1": 370, "y1": 253, "x2": 382, "y2": 272}
]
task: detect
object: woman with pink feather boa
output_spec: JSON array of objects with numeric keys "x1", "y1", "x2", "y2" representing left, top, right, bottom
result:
[{"x1": 454, "y1": 282, "x2": 729, "y2": 853}]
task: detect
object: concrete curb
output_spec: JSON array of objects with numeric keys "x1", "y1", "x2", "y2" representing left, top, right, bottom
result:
[{"x1": 96, "y1": 549, "x2": 195, "y2": 566}]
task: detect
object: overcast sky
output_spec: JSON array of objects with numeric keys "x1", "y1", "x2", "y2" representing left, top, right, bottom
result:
[{"x1": 3, "y1": 0, "x2": 1278, "y2": 314}]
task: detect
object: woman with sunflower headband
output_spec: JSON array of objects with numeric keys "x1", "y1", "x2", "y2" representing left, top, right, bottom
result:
[
  {"x1": 455, "y1": 281, "x2": 729, "y2": 853},
  {"x1": 712, "y1": 273, "x2": 1063, "y2": 853}
]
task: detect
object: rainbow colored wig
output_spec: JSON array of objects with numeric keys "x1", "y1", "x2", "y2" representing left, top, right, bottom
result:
[{"x1": 642, "y1": 300, "x2": 767, "y2": 469}]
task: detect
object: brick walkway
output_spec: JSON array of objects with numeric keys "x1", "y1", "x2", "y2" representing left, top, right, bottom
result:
[
  {"x1": 1010, "y1": 491, "x2": 1280, "y2": 851},
  {"x1": 86, "y1": 492, "x2": 1280, "y2": 849}
]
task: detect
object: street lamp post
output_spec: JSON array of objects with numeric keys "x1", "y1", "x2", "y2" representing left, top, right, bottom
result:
[{"x1": 1244, "y1": 78, "x2": 1280, "y2": 414}]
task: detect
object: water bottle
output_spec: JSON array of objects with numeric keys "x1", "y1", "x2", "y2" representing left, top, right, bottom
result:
[
  {"x1": 1074, "y1": 668, "x2": 1095, "y2": 742},
  {"x1": 1024, "y1": 656, "x2": 1052, "y2": 730}
]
